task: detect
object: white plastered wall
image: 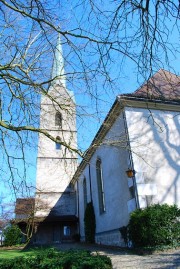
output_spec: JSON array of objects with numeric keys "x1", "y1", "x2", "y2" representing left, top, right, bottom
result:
[
  {"x1": 78, "y1": 111, "x2": 135, "y2": 246},
  {"x1": 125, "y1": 106, "x2": 180, "y2": 208},
  {"x1": 35, "y1": 83, "x2": 78, "y2": 217}
]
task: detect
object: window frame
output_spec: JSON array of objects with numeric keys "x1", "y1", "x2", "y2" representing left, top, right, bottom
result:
[
  {"x1": 63, "y1": 226, "x2": 71, "y2": 236},
  {"x1": 96, "y1": 158, "x2": 106, "y2": 214},
  {"x1": 83, "y1": 177, "x2": 87, "y2": 211},
  {"x1": 55, "y1": 136, "x2": 61, "y2": 150},
  {"x1": 55, "y1": 112, "x2": 62, "y2": 127}
]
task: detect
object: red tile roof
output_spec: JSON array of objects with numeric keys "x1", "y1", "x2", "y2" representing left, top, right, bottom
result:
[{"x1": 126, "y1": 69, "x2": 180, "y2": 101}]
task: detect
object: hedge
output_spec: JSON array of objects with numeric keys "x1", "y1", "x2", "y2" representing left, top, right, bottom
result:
[
  {"x1": 128, "y1": 203, "x2": 180, "y2": 248},
  {"x1": 0, "y1": 248, "x2": 112, "y2": 269}
]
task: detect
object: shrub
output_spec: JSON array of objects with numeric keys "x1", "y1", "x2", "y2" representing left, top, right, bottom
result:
[
  {"x1": 3, "y1": 225, "x2": 22, "y2": 246},
  {"x1": 119, "y1": 226, "x2": 128, "y2": 246},
  {"x1": 0, "y1": 249, "x2": 112, "y2": 269},
  {"x1": 84, "y1": 202, "x2": 96, "y2": 243},
  {"x1": 128, "y1": 203, "x2": 180, "y2": 248}
]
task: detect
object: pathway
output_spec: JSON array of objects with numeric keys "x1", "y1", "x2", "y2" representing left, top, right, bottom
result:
[{"x1": 56, "y1": 243, "x2": 180, "y2": 269}]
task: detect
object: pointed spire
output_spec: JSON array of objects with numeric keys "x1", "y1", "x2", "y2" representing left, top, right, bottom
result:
[{"x1": 51, "y1": 33, "x2": 66, "y2": 88}]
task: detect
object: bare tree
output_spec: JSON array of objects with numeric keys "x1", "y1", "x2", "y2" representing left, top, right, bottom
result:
[
  {"x1": 0, "y1": 195, "x2": 14, "y2": 245},
  {"x1": 0, "y1": 0, "x2": 179, "y2": 200}
]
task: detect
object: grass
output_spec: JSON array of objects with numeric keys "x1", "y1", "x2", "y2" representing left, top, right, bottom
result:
[
  {"x1": 0, "y1": 247, "x2": 49, "y2": 259},
  {"x1": 0, "y1": 249, "x2": 23, "y2": 259}
]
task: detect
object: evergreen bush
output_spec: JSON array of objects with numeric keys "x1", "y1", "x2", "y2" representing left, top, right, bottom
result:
[
  {"x1": 3, "y1": 225, "x2": 22, "y2": 246},
  {"x1": 128, "y1": 203, "x2": 180, "y2": 248},
  {"x1": 84, "y1": 202, "x2": 96, "y2": 243},
  {"x1": 119, "y1": 226, "x2": 128, "y2": 246},
  {"x1": 0, "y1": 249, "x2": 112, "y2": 269}
]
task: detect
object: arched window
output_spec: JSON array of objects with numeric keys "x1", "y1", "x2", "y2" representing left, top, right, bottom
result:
[
  {"x1": 55, "y1": 136, "x2": 61, "y2": 150},
  {"x1": 55, "y1": 112, "x2": 62, "y2": 127},
  {"x1": 96, "y1": 158, "x2": 105, "y2": 214},
  {"x1": 83, "y1": 177, "x2": 87, "y2": 210}
]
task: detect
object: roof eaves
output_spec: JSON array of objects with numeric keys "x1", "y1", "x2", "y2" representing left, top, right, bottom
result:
[
  {"x1": 119, "y1": 94, "x2": 180, "y2": 103},
  {"x1": 71, "y1": 97, "x2": 123, "y2": 183},
  {"x1": 117, "y1": 95, "x2": 180, "y2": 110}
]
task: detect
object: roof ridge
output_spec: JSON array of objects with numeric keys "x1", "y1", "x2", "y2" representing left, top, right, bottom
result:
[{"x1": 129, "y1": 69, "x2": 180, "y2": 100}]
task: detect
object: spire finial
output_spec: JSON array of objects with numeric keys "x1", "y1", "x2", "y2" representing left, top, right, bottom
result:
[{"x1": 51, "y1": 33, "x2": 66, "y2": 87}]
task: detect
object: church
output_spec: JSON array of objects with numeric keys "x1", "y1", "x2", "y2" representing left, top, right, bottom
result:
[{"x1": 15, "y1": 36, "x2": 180, "y2": 246}]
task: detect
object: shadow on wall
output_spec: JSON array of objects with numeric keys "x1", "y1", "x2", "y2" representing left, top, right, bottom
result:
[
  {"x1": 151, "y1": 112, "x2": 180, "y2": 205},
  {"x1": 128, "y1": 109, "x2": 180, "y2": 207},
  {"x1": 30, "y1": 184, "x2": 78, "y2": 245}
]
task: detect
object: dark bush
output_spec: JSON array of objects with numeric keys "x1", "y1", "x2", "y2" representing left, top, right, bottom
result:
[
  {"x1": 128, "y1": 203, "x2": 180, "y2": 248},
  {"x1": 80, "y1": 255, "x2": 112, "y2": 269},
  {"x1": 84, "y1": 202, "x2": 96, "y2": 243},
  {"x1": 3, "y1": 225, "x2": 22, "y2": 246},
  {"x1": 119, "y1": 226, "x2": 128, "y2": 246},
  {"x1": 0, "y1": 249, "x2": 112, "y2": 269}
]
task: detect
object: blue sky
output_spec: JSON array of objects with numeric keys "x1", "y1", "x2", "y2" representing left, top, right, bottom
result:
[{"x1": 0, "y1": 0, "x2": 180, "y2": 213}]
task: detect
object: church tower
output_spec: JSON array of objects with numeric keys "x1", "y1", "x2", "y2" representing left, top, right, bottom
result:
[{"x1": 34, "y1": 35, "x2": 78, "y2": 243}]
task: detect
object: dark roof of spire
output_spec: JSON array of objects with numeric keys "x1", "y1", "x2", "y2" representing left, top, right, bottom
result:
[
  {"x1": 122, "y1": 69, "x2": 180, "y2": 101},
  {"x1": 15, "y1": 198, "x2": 35, "y2": 215}
]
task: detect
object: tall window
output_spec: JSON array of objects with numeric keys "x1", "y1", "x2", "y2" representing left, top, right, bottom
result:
[
  {"x1": 96, "y1": 158, "x2": 105, "y2": 214},
  {"x1": 83, "y1": 177, "x2": 87, "y2": 210},
  {"x1": 55, "y1": 136, "x2": 61, "y2": 150},
  {"x1": 55, "y1": 112, "x2": 62, "y2": 127}
]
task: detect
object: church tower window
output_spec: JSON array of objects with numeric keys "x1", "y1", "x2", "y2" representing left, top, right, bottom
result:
[
  {"x1": 55, "y1": 136, "x2": 61, "y2": 150},
  {"x1": 96, "y1": 158, "x2": 105, "y2": 214},
  {"x1": 55, "y1": 112, "x2": 62, "y2": 127}
]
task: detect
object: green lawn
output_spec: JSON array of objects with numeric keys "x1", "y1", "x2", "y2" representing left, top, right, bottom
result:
[{"x1": 0, "y1": 247, "x2": 46, "y2": 259}]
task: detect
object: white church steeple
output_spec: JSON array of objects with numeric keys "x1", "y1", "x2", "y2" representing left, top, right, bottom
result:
[
  {"x1": 35, "y1": 33, "x2": 78, "y2": 225},
  {"x1": 51, "y1": 33, "x2": 66, "y2": 88}
]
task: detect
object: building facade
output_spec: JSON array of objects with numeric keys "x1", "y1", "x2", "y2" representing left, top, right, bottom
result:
[
  {"x1": 73, "y1": 69, "x2": 180, "y2": 246},
  {"x1": 15, "y1": 37, "x2": 180, "y2": 247}
]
